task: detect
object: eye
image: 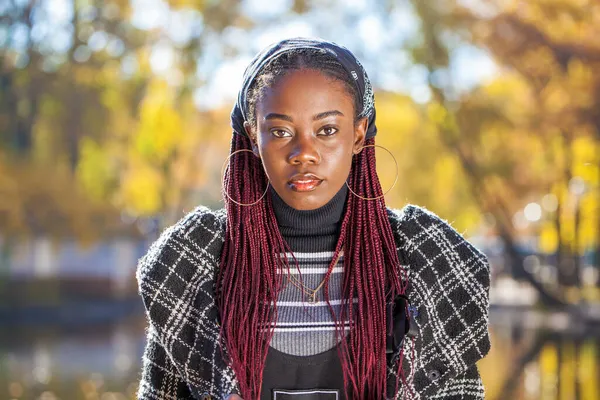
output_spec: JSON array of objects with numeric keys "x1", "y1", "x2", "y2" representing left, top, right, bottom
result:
[
  {"x1": 319, "y1": 126, "x2": 338, "y2": 136},
  {"x1": 271, "y1": 129, "x2": 292, "y2": 138}
]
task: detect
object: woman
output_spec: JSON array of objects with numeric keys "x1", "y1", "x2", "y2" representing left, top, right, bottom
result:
[{"x1": 136, "y1": 38, "x2": 491, "y2": 400}]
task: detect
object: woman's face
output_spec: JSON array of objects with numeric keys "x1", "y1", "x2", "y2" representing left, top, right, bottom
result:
[{"x1": 245, "y1": 69, "x2": 367, "y2": 211}]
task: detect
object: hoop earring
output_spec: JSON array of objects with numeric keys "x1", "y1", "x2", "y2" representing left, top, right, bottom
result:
[
  {"x1": 345, "y1": 144, "x2": 398, "y2": 201},
  {"x1": 221, "y1": 149, "x2": 270, "y2": 206}
]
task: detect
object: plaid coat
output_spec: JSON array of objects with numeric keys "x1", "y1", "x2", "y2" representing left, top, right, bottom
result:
[{"x1": 136, "y1": 205, "x2": 491, "y2": 399}]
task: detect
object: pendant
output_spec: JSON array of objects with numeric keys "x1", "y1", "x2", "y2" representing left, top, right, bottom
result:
[{"x1": 307, "y1": 292, "x2": 317, "y2": 304}]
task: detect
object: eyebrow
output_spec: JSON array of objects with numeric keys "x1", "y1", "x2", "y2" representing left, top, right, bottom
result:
[
  {"x1": 263, "y1": 110, "x2": 344, "y2": 122},
  {"x1": 264, "y1": 113, "x2": 293, "y2": 122},
  {"x1": 313, "y1": 110, "x2": 344, "y2": 120}
]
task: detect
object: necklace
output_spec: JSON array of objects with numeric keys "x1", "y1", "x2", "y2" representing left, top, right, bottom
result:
[{"x1": 286, "y1": 251, "x2": 343, "y2": 304}]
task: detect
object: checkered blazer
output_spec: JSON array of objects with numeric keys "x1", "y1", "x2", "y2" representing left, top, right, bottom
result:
[{"x1": 136, "y1": 205, "x2": 491, "y2": 400}]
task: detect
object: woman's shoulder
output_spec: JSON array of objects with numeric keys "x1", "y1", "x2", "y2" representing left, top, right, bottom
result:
[
  {"x1": 143, "y1": 205, "x2": 226, "y2": 256},
  {"x1": 387, "y1": 203, "x2": 448, "y2": 226},
  {"x1": 175, "y1": 205, "x2": 227, "y2": 245},
  {"x1": 386, "y1": 203, "x2": 450, "y2": 238},
  {"x1": 136, "y1": 206, "x2": 227, "y2": 290},
  {"x1": 173, "y1": 205, "x2": 227, "y2": 239},
  {"x1": 386, "y1": 204, "x2": 487, "y2": 260}
]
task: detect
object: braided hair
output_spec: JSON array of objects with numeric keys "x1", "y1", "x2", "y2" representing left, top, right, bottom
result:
[{"x1": 218, "y1": 49, "x2": 409, "y2": 399}]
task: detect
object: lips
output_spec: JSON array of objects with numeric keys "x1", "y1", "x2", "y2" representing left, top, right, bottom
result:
[{"x1": 288, "y1": 173, "x2": 324, "y2": 192}]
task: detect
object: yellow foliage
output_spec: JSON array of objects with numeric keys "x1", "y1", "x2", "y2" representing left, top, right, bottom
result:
[
  {"x1": 579, "y1": 340, "x2": 599, "y2": 400},
  {"x1": 567, "y1": 60, "x2": 595, "y2": 108},
  {"x1": 0, "y1": 154, "x2": 122, "y2": 241},
  {"x1": 135, "y1": 79, "x2": 184, "y2": 163},
  {"x1": 372, "y1": 93, "x2": 482, "y2": 233},
  {"x1": 540, "y1": 343, "x2": 559, "y2": 399},
  {"x1": 76, "y1": 137, "x2": 114, "y2": 201},
  {"x1": 122, "y1": 162, "x2": 164, "y2": 216},
  {"x1": 375, "y1": 93, "x2": 422, "y2": 138},
  {"x1": 539, "y1": 221, "x2": 559, "y2": 253},
  {"x1": 560, "y1": 342, "x2": 576, "y2": 400},
  {"x1": 572, "y1": 136, "x2": 598, "y2": 184},
  {"x1": 543, "y1": 81, "x2": 571, "y2": 114},
  {"x1": 483, "y1": 74, "x2": 534, "y2": 123},
  {"x1": 167, "y1": 0, "x2": 206, "y2": 9}
]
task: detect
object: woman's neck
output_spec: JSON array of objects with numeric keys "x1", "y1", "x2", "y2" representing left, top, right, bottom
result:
[{"x1": 270, "y1": 185, "x2": 348, "y2": 252}]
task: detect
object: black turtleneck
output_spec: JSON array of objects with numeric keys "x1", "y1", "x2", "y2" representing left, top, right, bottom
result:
[{"x1": 269, "y1": 185, "x2": 348, "y2": 252}]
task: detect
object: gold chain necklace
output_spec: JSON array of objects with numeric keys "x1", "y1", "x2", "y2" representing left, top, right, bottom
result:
[{"x1": 286, "y1": 251, "x2": 343, "y2": 304}]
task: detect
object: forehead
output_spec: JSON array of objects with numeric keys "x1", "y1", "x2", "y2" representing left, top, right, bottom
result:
[{"x1": 256, "y1": 69, "x2": 354, "y2": 117}]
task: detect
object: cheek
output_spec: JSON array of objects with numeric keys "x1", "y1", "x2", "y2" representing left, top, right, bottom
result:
[
  {"x1": 256, "y1": 143, "x2": 285, "y2": 180},
  {"x1": 328, "y1": 145, "x2": 354, "y2": 176},
  {"x1": 341, "y1": 154, "x2": 355, "y2": 175},
  {"x1": 263, "y1": 159, "x2": 281, "y2": 181},
  {"x1": 255, "y1": 133, "x2": 273, "y2": 162},
  {"x1": 322, "y1": 149, "x2": 354, "y2": 196}
]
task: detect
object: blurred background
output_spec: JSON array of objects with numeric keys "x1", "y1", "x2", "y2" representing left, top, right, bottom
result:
[{"x1": 0, "y1": 0, "x2": 599, "y2": 399}]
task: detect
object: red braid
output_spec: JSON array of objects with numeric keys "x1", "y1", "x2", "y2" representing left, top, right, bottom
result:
[
  {"x1": 217, "y1": 135, "x2": 409, "y2": 399},
  {"x1": 217, "y1": 133, "x2": 287, "y2": 398}
]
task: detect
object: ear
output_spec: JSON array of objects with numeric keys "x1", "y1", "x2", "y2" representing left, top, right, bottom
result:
[
  {"x1": 244, "y1": 121, "x2": 260, "y2": 157},
  {"x1": 352, "y1": 117, "x2": 368, "y2": 155}
]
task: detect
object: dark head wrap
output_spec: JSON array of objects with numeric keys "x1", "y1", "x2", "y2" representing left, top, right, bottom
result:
[{"x1": 230, "y1": 37, "x2": 377, "y2": 138}]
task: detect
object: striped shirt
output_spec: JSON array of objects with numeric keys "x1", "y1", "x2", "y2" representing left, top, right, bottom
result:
[
  {"x1": 269, "y1": 185, "x2": 350, "y2": 356},
  {"x1": 271, "y1": 251, "x2": 350, "y2": 356}
]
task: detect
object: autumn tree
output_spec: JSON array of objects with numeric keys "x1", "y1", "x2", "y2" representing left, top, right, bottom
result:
[{"x1": 407, "y1": 0, "x2": 599, "y2": 305}]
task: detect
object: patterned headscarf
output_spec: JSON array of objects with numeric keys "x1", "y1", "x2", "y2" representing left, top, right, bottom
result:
[{"x1": 230, "y1": 37, "x2": 377, "y2": 138}]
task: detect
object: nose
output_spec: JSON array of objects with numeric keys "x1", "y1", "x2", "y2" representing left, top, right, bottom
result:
[{"x1": 288, "y1": 134, "x2": 321, "y2": 165}]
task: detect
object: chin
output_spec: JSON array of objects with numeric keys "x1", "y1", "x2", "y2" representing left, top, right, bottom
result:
[{"x1": 289, "y1": 195, "x2": 329, "y2": 211}]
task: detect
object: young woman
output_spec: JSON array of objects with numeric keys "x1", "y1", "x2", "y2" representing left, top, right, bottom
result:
[{"x1": 136, "y1": 38, "x2": 491, "y2": 400}]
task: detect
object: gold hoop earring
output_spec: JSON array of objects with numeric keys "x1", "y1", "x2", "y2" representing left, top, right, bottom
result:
[
  {"x1": 345, "y1": 144, "x2": 398, "y2": 201},
  {"x1": 221, "y1": 149, "x2": 270, "y2": 206}
]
